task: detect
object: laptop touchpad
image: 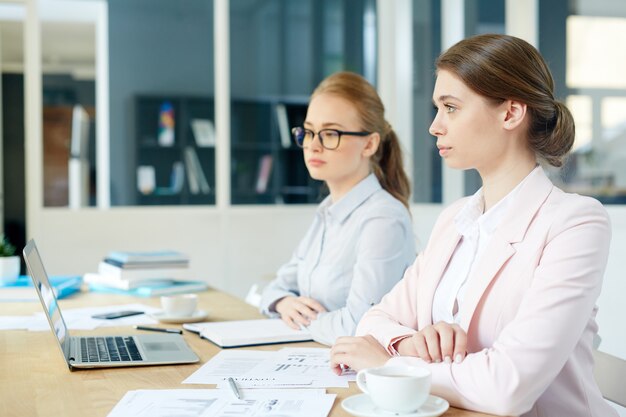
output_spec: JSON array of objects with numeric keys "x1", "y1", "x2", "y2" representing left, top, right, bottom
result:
[{"x1": 143, "y1": 342, "x2": 180, "y2": 351}]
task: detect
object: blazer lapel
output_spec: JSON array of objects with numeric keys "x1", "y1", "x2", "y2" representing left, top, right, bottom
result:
[
  {"x1": 417, "y1": 227, "x2": 462, "y2": 330},
  {"x1": 458, "y1": 167, "x2": 555, "y2": 331},
  {"x1": 458, "y1": 234, "x2": 514, "y2": 330}
]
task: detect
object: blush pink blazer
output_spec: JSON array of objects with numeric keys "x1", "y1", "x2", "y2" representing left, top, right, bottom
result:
[{"x1": 356, "y1": 168, "x2": 616, "y2": 417}]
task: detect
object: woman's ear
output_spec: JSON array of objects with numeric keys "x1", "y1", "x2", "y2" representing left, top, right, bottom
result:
[
  {"x1": 502, "y1": 100, "x2": 527, "y2": 131},
  {"x1": 362, "y1": 133, "x2": 381, "y2": 157}
]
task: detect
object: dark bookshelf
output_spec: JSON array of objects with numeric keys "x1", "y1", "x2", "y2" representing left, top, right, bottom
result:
[
  {"x1": 134, "y1": 95, "x2": 324, "y2": 205},
  {"x1": 230, "y1": 97, "x2": 325, "y2": 205},
  {"x1": 134, "y1": 95, "x2": 216, "y2": 205}
]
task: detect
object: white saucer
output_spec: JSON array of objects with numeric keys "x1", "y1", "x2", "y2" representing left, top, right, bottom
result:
[
  {"x1": 342, "y1": 394, "x2": 449, "y2": 417},
  {"x1": 149, "y1": 310, "x2": 209, "y2": 324}
]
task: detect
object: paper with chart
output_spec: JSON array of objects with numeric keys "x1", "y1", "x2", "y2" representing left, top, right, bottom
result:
[
  {"x1": 183, "y1": 349, "x2": 313, "y2": 387},
  {"x1": 233, "y1": 347, "x2": 356, "y2": 388},
  {"x1": 182, "y1": 350, "x2": 277, "y2": 383},
  {"x1": 107, "y1": 389, "x2": 335, "y2": 417},
  {"x1": 183, "y1": 347, "x2": 355, "y2": 388}
]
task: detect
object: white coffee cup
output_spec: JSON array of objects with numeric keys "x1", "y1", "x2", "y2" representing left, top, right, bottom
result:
[
  {"x1": 161, "y1": 293, "x2": 198, "y2": 317},
  {"x1": 356, "y1": 366, "x2": 431, "y2": 413}
]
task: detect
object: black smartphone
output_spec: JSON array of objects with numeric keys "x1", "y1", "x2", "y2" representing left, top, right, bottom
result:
[{"x1": 91, "y1": 310, "x2": 144, "y2": 320}]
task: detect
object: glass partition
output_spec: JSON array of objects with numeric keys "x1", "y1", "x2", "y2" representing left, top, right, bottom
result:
[
  {"x1": 108, "y1": 0, "x2": 215, "y2": 206},
  {"x1": 25, "y1": 0, "x2": 624, "y2": 208},
  {"x1": 41, "y1": 21, "x2": 96, "y2": 207},
  {"x1": 413, "y1": 0, "x2": 626, "y2": 204},
  {"x1": 544, "y1": 2, "x2": 626, "y2": 204},
  {"x1": 229, "y1": 0, "x2": 377, "y2": 205},
  {"x1": 1, "y1": 2, "x2": 26, "y2": 251},
  {"x1": 412, "y1": 0, "x2": 441, "y2": 203},
  {"x1": 411, "y1": 0, "x2": 505, "y2": 203},
  {"x1": 3, "y1": 0, "x2": 101, "y2": 209}
]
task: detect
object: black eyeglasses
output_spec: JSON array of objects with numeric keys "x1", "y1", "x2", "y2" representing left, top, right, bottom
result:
[{"x1": 291, "y1": 127, "x2": 371, "y2": 150}]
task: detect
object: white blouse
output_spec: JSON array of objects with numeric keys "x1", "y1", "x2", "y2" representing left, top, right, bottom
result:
[{"x1": 432, "y1": 167, "x2": 538, "y2": 324}]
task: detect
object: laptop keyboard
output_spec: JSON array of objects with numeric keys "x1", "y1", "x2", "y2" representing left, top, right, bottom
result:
[{"x1": 80, "y1": 336, "x2": 144, "y2": 362}]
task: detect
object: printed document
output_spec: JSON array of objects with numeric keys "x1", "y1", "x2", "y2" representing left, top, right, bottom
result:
[
  {"x1": 183, "y1": 347, "x2": 355, "y2": 388},
  {"x1": 107, "y1": 389, "x2": 335, "y2": 417}
]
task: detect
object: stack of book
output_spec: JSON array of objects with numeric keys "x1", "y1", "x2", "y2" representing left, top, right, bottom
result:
[
  {"x1": 85, "y1": 250, "x2": 208, "y2": 297},
  {"x1": 0, "y1": 275, "x2": 82, "y2": 302}
]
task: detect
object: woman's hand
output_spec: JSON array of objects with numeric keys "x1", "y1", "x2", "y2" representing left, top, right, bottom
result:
[
  {"x1": 275, "y1": 296, "x2": 327, "y2": 329},
  {"x1": 330, "y1": 335, "x2": 391, "y2": 375},
  {"x1": 395, "y1": 321, "x2": 467, "y2": 364}
]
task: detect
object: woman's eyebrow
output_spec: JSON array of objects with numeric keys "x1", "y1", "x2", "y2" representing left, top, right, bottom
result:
[
  {"x1": 432, "y1": 94, "x2": 463, "y2": 105},
  {"x1": 303, "y1": 121, "x2": 346, "y2": 129}
]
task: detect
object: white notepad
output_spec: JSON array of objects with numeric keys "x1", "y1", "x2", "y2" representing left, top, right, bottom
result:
[{"x1": 183, "y1": 319, "x2": 313, "y2": 348}]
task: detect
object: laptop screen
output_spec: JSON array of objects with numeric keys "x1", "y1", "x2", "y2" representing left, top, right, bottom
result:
[{"x1": 23, "y1": 240, "x2": 69, "y2": 355}]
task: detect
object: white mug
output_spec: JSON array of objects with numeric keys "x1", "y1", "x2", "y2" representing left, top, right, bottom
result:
[
  {"x1": 356, "y1": 366, "x2": 431, "y2": 413},
  {"x1": 161, "y1": 293, "x2": 198, "y2": 317}
]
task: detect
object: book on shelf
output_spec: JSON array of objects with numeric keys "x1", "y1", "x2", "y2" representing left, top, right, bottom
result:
[
  {"x1": 275, "y1": 103, "x2": 291, "y2": 148},
  {"x1": 172, "y1": 161, "x2": 185, "y2": 193},
  {"x1": 184, "y1": 149, "x2": 200, "y2": 194},
  {"x1": 137, "y1": 165, "x2": 156, "y2": 195},
  {"x1": 106, "y1": 250, "x2": 189, "y2": 265},
  {"x1": 182, "y1": 319, "x2": 313, "y2": 348},
  {"x1": 158, "y1": 101, "x2": 175, "y2": 146},
  {"x1": 184, "y1": 146, "x2": 210, "y2": 195},
  {"x1": 190, "y1": 119, "x2": 216, "y2": 147},
  {"x1": 0, "y1": 275, "x2": 82, "y2": 302},
  {"x1": 88, "y1": 280, "x2": 208, "y2": 297},
  {"x1": 102, "y1": 258, "x2": 188, "y2": 269},
  {"x1": 154, "y1": 161, "x2": 185, "y2": 196},
  {"x1": 98, "y1": 261, "x2": 190, "y2": 281},
  {"x1": 255, "y1": 155, "x2": 273, "y2": 194}
]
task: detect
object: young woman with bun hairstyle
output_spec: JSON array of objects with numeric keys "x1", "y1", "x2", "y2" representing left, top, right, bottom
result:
[
  {"x1": 331, "y1": 34, "x2": 615, "y2": 417},
  {"x1": 260, "y1": 71, "x2": 416, "y2": 346}
]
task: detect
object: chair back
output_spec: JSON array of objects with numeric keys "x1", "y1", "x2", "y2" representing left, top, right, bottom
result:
[{"x1": 593, "y1": 349, "x2": 626, "y2": 407}]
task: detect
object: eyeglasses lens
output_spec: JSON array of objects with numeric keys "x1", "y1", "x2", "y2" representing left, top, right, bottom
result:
[
  {"x1": 291, "y1": 128, "x2": 341, "y2": 149},
  {"x1": 292, "y1": 127, "x2": 306, "y2": 147},
  {"x1": 320, "y1": 130, "x2": 340, "y2": 149}
]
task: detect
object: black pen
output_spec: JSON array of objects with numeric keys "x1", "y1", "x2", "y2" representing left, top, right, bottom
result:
[{"x1": 134, "y1": 325, "x2": 182, "y2": 334}]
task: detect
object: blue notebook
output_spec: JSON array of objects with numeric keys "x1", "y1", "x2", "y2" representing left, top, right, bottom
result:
[
  {"x1": 0, "y1": 275, "x2": 82, "y2": 302},
  {"x1": 88, "y1": 280, "x2": 208, "y2": 297}
]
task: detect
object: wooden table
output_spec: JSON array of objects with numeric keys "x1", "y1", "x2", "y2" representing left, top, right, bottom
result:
[{"x1": 0, "y1": 289, "x2": 496, "y2": 417}]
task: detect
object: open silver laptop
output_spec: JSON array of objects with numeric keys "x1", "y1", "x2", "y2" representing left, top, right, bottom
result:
[{"x1": 23, "y1": 239, "x2": 199, "y2": 370}]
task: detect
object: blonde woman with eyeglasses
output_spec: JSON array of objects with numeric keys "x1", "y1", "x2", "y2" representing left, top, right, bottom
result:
[{"x1": 259, "y1": 71, "x2": 416, "y2": 346}]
